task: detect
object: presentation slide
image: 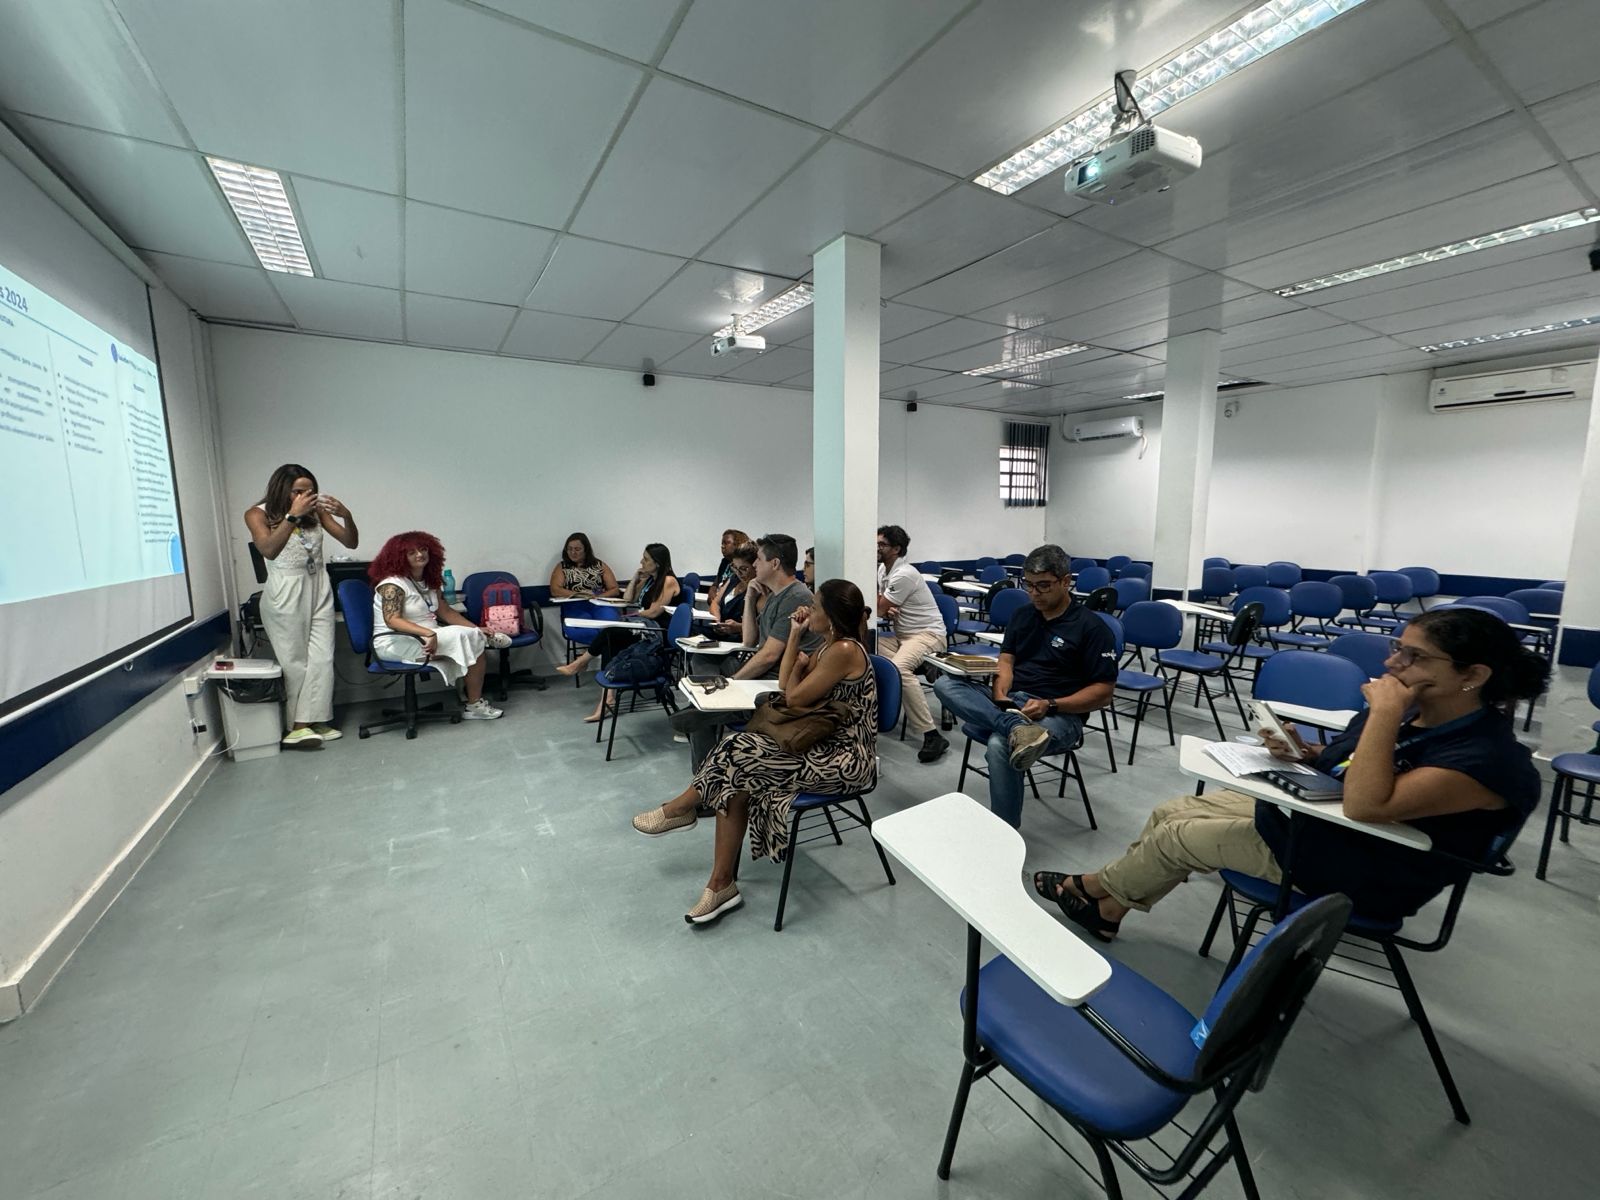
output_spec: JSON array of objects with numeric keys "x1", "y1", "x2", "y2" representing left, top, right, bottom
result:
[
  {"x1": 0, "y1": 260, "x2": 183, "y2": 604},
  {"x1": 0, "y1": 255, "x2": 191, "y2": 719}
]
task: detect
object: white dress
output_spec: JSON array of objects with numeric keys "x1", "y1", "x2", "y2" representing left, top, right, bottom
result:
[
  {"x1": 371, "y1": 575, "x2": 486, "y2": 686},
  {"x1": 254, "y1": 505, "x2": 334, "y2": 726}
]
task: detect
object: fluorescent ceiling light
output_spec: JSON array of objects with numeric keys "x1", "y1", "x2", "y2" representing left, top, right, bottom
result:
[
  {"x1": 1276, "y1": 208, "x2": 1600, "y2": 297},
  {"x1": 206, "y1": 157, "x2": 313, "y2": 276},
  {"x1": 1418, "y1": 315, "x2": 1600, "y2": 353},
  {"x1": 1121, "y1": 390, "x2": 1165, "y2": 400},
  {"x1": 964, "y1": 343, "x2": 1088, "y2": 377},
  {"x1": 975, "y1": 0, "x2": 1370, "y2": 195},
  {"x1": 714, "y1": 283, "x2": 813, "y2": 338}
]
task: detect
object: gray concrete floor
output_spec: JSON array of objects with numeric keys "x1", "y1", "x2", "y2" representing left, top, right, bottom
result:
[{"x1": 3, "y1": 673, "x2": 1599, "y2": 1199}]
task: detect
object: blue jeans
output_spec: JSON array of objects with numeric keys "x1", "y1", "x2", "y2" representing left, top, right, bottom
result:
[{"x1": 932, "y1": 676, "x2": 1084, "y2": 829}]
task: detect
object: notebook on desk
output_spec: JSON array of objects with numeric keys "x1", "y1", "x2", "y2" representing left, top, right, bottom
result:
[{"x1": 1203, "y1": 742, "x2": 1345, "y2": 799}]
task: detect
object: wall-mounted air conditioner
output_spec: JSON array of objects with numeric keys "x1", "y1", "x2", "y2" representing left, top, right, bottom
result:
[
  {"x1": 1428, "y1": 360, "x2": 1594, "y2": 413},
  {"x1": 1067, "y1": 415, "x2": 1144, "y2": 442}
]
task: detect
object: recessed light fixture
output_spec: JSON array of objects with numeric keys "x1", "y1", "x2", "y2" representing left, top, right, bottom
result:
[
  {"x1": 1276, "y1": 208, "x2": 1600, "y2": 297},
  {"x1": 1122, "y1": 390, "x2": 1165, "y2": 401},
  {"x1": 1418, "y1": 314, "x2": 1600, "y2": 353},
  {"x1": 974, "y1": 0, "x2": 1370, "y2": 195},
  {"x1": 205, "y1": 157, "x2": 313, "y2": 276},
  {"x1": 1119, "y1": 379, "x2": 1260, "y2": 401},
  {"x1": 713, "y1": 283, "x2": 813, "y2": 338},
  {"x1": 964, "y1": 343, "x2": 1089, "y2": 377}
]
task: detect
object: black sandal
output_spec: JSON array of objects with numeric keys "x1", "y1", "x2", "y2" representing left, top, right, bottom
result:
[{"x1": 1033, "y1": 872, "x2": 1120, "y2": 942}]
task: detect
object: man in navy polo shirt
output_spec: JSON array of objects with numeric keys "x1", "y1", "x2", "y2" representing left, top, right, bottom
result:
[{"x1": 933, "y1": 544, "x2": 1117, "y2": 829}]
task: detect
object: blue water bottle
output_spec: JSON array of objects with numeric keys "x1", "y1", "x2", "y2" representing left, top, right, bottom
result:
[{"x1": 442, "y1": 569, "x2": 456, "y2": 604}]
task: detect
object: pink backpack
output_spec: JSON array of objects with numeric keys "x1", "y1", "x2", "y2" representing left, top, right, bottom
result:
[{"x1": 481, "y1": 581, "x2": 522, "y2": 636}]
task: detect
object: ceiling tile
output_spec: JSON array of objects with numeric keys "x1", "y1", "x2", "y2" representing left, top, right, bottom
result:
[
  {"x1": 878, "y1": 365, "x2": 947, "y2": 395},
  {"x1": 1356, "y1": 270, "x2": 1600, "y2": 337},
  {"x1": 404, "y1": 202, "x2": 556, "y2": 305},
  {"x1": 1439, "y1": 0, "x2": 1544, "y2": 28},
  {"x1": 626, "y1": 261, "x2": 799, "y2": 334},
  {"x1": 272, "y1": 277, "x2": 403, "y2": 341},
  {"x1": 721, "y1": 345, "x2": 813, "y2": 384},
  {"x1": 841, "y1": 0, "x2": 1244, "y2": 177},
  {"x1": 1226, "y1": 336, "x2": 1417, "y2": 376},
  {"x1": 115, "y1": 0, "x2": 401, "y2": 191},
  {"x1": 17, "y1": 118, "x2": 254, "y2": 265},
  {"x1": 404, "y1": 0, "x2": 643, "y2": 225},
  {"x1": 1475, "y1": 0, "x2": 1600, "y2": 106},
  {"x1": 403, "y1": 293, "x2": 518, "y2": 353},
  {"x1": 1530, "y1": 82, "x2": 1600, "y2": 162},
  {"x1": 875, "y1": 185, "x2": 1059, "y2": 295},
  {"x1": 661, "y1": 0, "x2": 968, "y2": 129},
  {"x1": 0, "y1": 0, "x2": 187, "y2": 144},
  {"x1": 293, "y1": 179, "x2": 402, "y2": 289},
  {"x1": 142, "y1": 253, "x2": 293, "y2": 324},
  {"x1": 1214, "y1": 164, "x2": 1590, "y2": 289},
  {"x1": 1218, "y1": 310, "x2": 1342, "y2": 351},
  {"x1": 703, "y1": 139, "x2": 949, "y2": 278},
  {"x1": 756, "y1": 302, "x2": 815, "y2": 346},
  {"x1": 971, "y1": 250, "x2": 1206, "y2": 329},
  {"x1": 501, "y1": 310, "x2": 617, "y2": 361},
  {"x1": 881, "y1": 317, "x2": 1011, "y2": 365},
  {"x1": 524, "y1": 237, "x2": 684, "y2": 321},
  {"x1": 1219, "y1": 324, "x2": 1375, "y2": 367},
  {"x1": 571, "y1": 76, "x2": 820, "y2": 256},
  {"x1": 469, "y1": 0, "x2": 681, "y2": 62},
  {"x1": 585, "y1": 323, "x2": 702, "y2": 370},
  {"x1": 896, "y1": 222, "x2": 1137, "y2": 315}
]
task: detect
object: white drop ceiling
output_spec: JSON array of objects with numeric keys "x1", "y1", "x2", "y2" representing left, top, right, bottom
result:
[{"x1": 1, "y1": 0, "x2": 1597, "y2": 416}]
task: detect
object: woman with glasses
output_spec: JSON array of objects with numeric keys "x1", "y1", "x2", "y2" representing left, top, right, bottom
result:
[
  {"x1": 708, "y1": 540, "x2": 757, "y2": 639},
  {"x1": 1034, "y1": 607, "x2": 1548, "y2": 942}
]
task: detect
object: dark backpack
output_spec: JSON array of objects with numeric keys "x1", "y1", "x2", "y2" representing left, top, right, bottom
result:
[{"x1": 606, "y1": 635, "x2": 670, "y2": 683}]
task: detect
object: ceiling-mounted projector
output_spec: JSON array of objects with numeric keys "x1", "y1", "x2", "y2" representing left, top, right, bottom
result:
[
  {"x1": 710, "y1": 333, "x2": 766, "y2": 356},
  {"x1": 1067, "y1": 69, "x2": 1201, "y2": 205}
]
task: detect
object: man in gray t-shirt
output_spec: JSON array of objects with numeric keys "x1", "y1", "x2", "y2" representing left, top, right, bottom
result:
[{"x1": 671, "y1": 534, "x2": 819, "y2": 771}]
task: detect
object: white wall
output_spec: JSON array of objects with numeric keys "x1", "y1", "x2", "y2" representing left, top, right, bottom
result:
[
  {"x1": 209, "y1": 329, "x2": 1042, "y2": 595},
  {"x1": 0, "y1": 287, "x2": 228, "y2": 1014},
  {"x1": 1046, "y1": 371, "x2": 1594, "y2": 579}
]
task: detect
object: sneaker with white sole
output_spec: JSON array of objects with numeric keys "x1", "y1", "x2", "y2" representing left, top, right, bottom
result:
[
  {"x1": 281, "y1": 728, "x2": 323, "y2": 750},
  {"x1": 684, "y1": 884, "x2": 742, "y2": 925},
  {"x1": 483, "y1": 630, "x2": 513, "y2": 649},
  {"x1": 311, "y1": 724, "x2": 343, "y2": 741},
  {"x1": 462, "y1": 698, "x2": 504, "y2": 720},
  {"x1": 1008, "y1": 724, "x2": 1052, "y2": 772}
]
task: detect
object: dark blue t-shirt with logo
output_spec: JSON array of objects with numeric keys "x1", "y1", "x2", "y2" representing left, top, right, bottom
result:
[{"x1": 999, "y1": 602, "x2": 1119, "y2": 698}]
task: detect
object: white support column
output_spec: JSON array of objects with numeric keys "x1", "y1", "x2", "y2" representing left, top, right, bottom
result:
[
  {"x1": 1152, "y1": 330, "x2": 1220, "y2": 598},
  {"x1": 812, "y1": 234, "x2": 881, "y2": 607},
  {"x1": 1539, "y1": 349, "x2": 1600, "y2": 760}
]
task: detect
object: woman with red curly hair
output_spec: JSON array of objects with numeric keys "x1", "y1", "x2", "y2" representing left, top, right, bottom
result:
[{"x1": 369, "y1": 532, "x2": 505, "y2": 720}]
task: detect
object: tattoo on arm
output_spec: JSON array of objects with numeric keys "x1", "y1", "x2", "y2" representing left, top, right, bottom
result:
[{"x1": 379, "y1": 584, "x2": 403, "y2": 623}]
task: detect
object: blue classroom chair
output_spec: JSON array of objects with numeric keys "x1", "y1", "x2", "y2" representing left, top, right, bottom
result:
[
  {"x1": 1198, "y1": 566, "x2": 1235, "y2": 604},
  {"x1": 1252, "y1": 649, "x2": 1367, "y2": 714},
  {"x1": 337, "y1": 579, "x2": 460, "y2": 740},
  {"x1": 1115, "y1": 602, "x2": 1178, "y2": 764},
  {"x1": 938, "y1": 888, "x2": 1351, "y2": 1198},
  {"x1": 1118, "y1": 562, "x2": 1151, "y2": 581},
  {"x1": 1106, "y1": 554, "x2": 1132, "y2": 578},
  {"x1": 1159, "y1": 605, "x2": 1261, "y2": 740},
  {"x1": 1538, "y1": 663, "x2": 1600, "y2": 882},
  {"x1": 1231, "y1": 565, "x2": 1268, "y2": 591},
  {"x1": 592, "y1": 603, "x2": 692, "y2": 761},
  {"x1": 1326, "y1": 631, "x2": 1393, "y2": 679},
  {"x1": 460, "y1": 570, "x2": 547, "y2": 701},
  {"x1": 1397, "y1": 566, "x2": 1441, "y2": 610},
  {"x1": 1274, "y1": 581, "x2": 1341, "y2": 649},
  {"x1": 1111, "y1": 577, "x2": 1150, "y2": 612},
  {"x1": 1265, "y1": 560, "x2": 1302, "y2": 587},
  {"x1": 1326, "y1": 574, "x2": 1380, "y2": 633},
  {"x1": 1076, "y1": 566, "x2": 1111, "y2": 593}
]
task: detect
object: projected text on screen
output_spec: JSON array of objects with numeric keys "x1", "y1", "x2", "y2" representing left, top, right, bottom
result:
[{"x1": 0, "y1": 261, "x2": 183, "y2": 605}]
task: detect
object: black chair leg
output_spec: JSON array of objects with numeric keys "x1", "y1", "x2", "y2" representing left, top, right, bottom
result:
[
  {"x1": 1198, "y1": 885, "x2": 1233, "y2": 958},
  {"x1": 858, "y1": 798, "x2": 896, "y2": 886},
  {"x1": 1197, "y1": 675, "x2": 1227, "y2": 742},
  {"x1": 773, "y1": 808, "x2": 806, "y2": 932},
  {"x1": 956, "y1": 736, "x2": 974, "y2": 792},
  {"x1": 1222, "y1": 668, "x2": 1249, "y2": 729},
  {"x1": 1537, "y1": 774, "x2": 1566, "y2": 879},
  {"x1": 937, "y1": 1058, "x2": 978, "y2": 1182},
  {"x1": 1383, "y1": 939, "x2": 1470, "y2": 1125},
  {"x1": 1221, "y1": 904, "x2": 1263, "y2": 978},
  {"x1": 1099, "y1": 710, "x2": 1117, "y2": 774},
  {"x1": 1087, "y1": 1137, "x2": 1125, "y2": 1200},
  {"x1": 822, "y1": 806, "x2": 844, "y2": 846},
  {"x1": 1224, "y1": 1112, "x2": 1262, "y2": 1200},
  {"x1": 604, "y1": 690, "x2": 623, "y2": 761},
  {"x1": 1127, "y1": 691, "x2": 1149, "y2": 766}
]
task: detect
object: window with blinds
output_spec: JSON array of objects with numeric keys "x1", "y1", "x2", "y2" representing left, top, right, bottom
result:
[{"x1": 1000, "y1": 421, "x2": 1050, "y2": 507}]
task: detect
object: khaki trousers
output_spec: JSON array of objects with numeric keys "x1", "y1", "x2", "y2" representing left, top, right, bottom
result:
[
  {"x1": 877, "y1": 628, "x2": 947, "y2": 736},
  {"x1": 1098, "y1": 790, "x2": 1283, "y2": 912}
]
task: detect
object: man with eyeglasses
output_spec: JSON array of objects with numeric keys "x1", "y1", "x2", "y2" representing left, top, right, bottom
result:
[
  {"x1": 932, "y1": 544, "x2": 1117, "y2": 829},
  {"x1": 876, "y1": 524, "x2": 951, "y2": 762}
]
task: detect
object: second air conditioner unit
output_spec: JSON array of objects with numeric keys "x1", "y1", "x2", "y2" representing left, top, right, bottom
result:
[{"x1": 1428, "y1": 360, "x2": 1595, "y2": 413}]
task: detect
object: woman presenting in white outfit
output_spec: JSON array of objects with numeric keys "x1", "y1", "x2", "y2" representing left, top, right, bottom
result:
[
  {"x1": 244, "y1": 463, "x2": 358, "y2": 749},
  {"x1": 369, "y1": 531, "x2": 505, "y2": 720}
]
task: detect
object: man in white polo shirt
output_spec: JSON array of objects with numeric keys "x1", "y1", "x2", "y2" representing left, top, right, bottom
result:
[{"x1": 876, "y1": 524, "x2": 950, "y2": 763}]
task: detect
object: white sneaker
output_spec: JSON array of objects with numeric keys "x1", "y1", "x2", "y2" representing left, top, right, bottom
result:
[
  {"x1": 462, "y1": 698, "x2": 504, "y2": 720},
  {"x1": 483, "y1": 631, "x2": 513, "y2": 649},
  {"x1": 281, "y1": 728, "x2": 323, "y2": 749}
]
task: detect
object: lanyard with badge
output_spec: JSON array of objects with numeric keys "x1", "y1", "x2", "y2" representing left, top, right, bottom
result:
[
  {"x1": 291, "y1": 520, "x2": 320, "y2": 575},
  {"x1": 1327, "y1": 707, "x2": 1488, "y2": 778}
]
